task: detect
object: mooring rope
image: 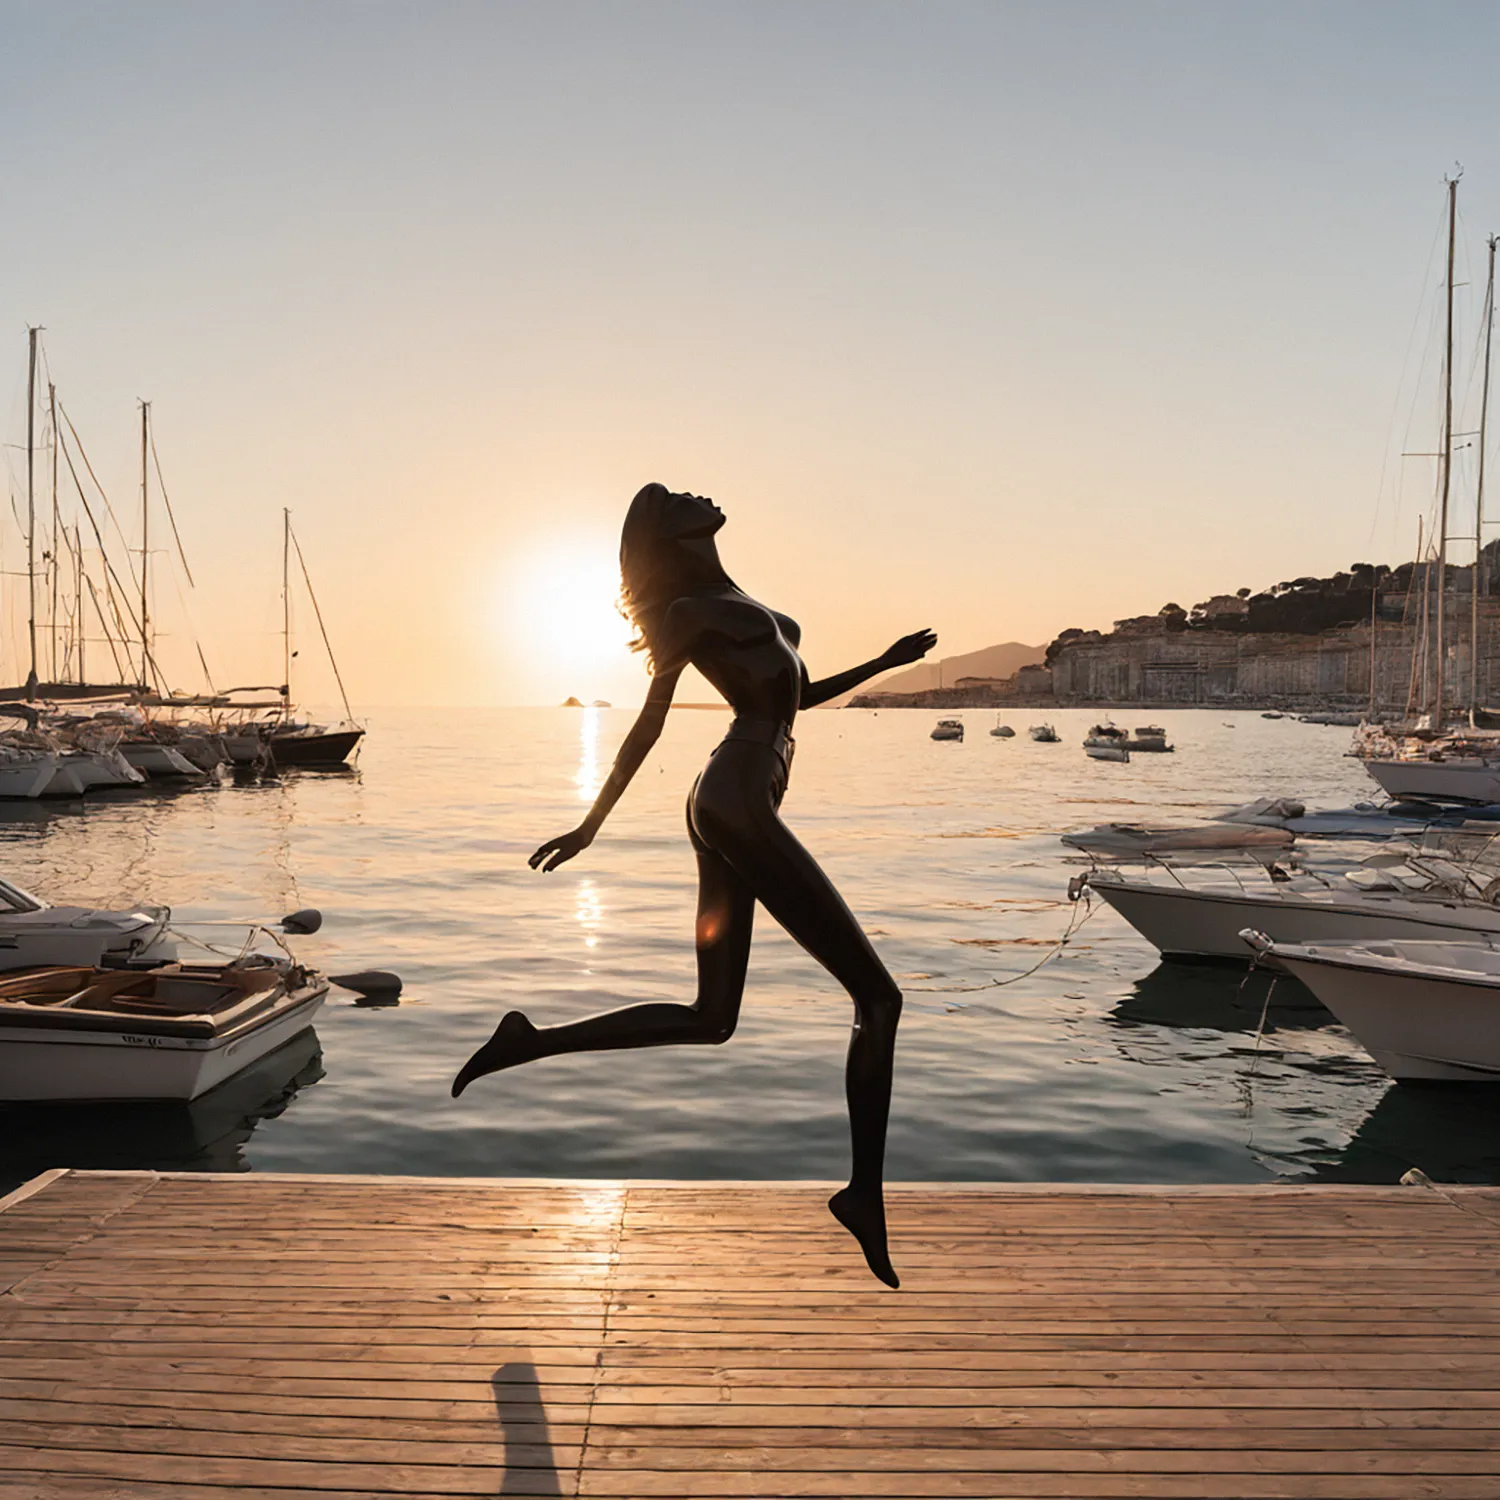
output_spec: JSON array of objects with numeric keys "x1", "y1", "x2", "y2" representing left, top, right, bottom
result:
[{"x1": 908, "y1": 890, "x2": 1100, "y2": 994}]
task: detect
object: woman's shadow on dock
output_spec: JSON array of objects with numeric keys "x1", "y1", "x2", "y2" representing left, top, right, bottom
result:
[{"x1": 492, "y1": 1361, "x2": 564, "y2": 1496}]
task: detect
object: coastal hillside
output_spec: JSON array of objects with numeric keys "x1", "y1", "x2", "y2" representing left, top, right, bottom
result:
[
  {"x1": 861, "y1": 641, "x2": 1044, "y2": 696},
  {"x1": 851, "y1": 553, "x2": 1500, "y2": 711}
]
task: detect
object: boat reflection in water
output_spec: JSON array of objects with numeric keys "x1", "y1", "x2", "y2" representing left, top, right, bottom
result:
[
  {"x1": 0, "y1": 1027, "x2": 323, "y2": 1193},
  {"x1": 1110, "y1": 959, "x2": 1333, "y2": 1036},
  {"x1": 1307, "y1": 1081, "x2": 1500, "y2": 1184},
  {"x1": 1108, "y1": 960, "x2": 1500, "y2": 1183}
]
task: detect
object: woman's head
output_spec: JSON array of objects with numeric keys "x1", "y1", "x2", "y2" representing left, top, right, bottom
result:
[{"x1": 620, "y1": 484, "x2": 729, "y2": 668}]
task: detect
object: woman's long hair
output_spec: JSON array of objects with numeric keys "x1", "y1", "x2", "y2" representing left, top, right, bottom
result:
[{"x1": 619, "y1": 483, "x2": 731, "y2": 671}]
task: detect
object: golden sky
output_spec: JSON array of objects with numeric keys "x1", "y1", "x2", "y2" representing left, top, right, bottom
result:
[{"x1": 3, "y1": 2, "x2": 1499, "y2": 706}]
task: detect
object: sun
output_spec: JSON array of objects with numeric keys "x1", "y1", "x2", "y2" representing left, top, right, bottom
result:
[{"x1": 507, "y1": 537, "x2": 635, "y2": 694}]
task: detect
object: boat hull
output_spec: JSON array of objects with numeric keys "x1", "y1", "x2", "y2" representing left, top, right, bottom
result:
[
  {"x1": 1088, "y1": 876, "x2": 1500, "y2": 962},
  {"x1": 271, "y1": 728, "x2": 364, "y2": 766},
  {"x1": 121, "y1": 745, "x2": 204, "y2": 779},
  {"x1": 1361, "y1": 756, "x2": 1500, "y2": 805},
  {"x1": 0, "y1": 755, "x2": 58, "y2": 799},
  {"x1": 220, "y1": 733, "x2": 266, "y2": 766},
  {"x1": 1273, "y1": 944, "x2": 1500, "y2": 1081},
  {"x1": 0, "y1": 985, "x2": 327, "y2": 1102}
]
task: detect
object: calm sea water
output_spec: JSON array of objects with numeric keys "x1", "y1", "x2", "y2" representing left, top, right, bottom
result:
[{"x1": 5, "y1": 705, "x2": 1500, "y2": 1192}]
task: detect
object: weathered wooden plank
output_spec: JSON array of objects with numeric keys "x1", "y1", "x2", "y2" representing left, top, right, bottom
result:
[{"x1": 4, "y1": 1172, "x2": 1498, "y2": 1499}]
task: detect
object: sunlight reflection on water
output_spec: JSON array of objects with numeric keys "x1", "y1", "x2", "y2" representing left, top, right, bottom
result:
[
  {"x1": 575, "y1": 704, "x2": 601, "y2": 802},
  {"x1": 3, "y1": 706, "x2": 1500, "y2": 1191}
]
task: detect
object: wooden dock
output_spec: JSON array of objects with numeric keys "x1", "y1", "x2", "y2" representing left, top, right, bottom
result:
[{"x1": 2, "y1": 1171, "x2": 1499, "y2": 1497}]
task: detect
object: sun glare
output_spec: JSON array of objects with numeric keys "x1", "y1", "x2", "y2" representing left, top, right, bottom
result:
[{"x1": 508, "y1": 540, "x2": 634, "y2": 699}]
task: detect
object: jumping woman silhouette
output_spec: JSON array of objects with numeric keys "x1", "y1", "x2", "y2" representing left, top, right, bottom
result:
[{"x1": 452, "y1": 483, "x2": 935, "y2": 1286}]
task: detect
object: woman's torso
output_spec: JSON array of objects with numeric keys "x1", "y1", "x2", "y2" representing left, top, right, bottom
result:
[{"x1": 676, "y1": 592, "x2": 804, "y2": 725}]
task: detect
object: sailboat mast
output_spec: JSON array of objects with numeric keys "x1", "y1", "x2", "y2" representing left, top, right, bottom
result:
[
  {"x1": 282, "y1": 507, "x2": 291, "y2": 717},
  {"x1": 1475, "y1": 233, "x2": 1498, "y2": 719},
  {"x1": 48, "y1": 382, "x2": 59, "y2": 685},
  {"x1": 25, "y1": 328, "x2": 38, "y2": 699},
  {"x1": 139, "y1": 401, "x2": 150, "y2": 691},
  {"x1": 74, "y1": 526, "x2": 84, "y2": 686},
  {"x1": 1435, "y1": 174, "x2": 1459, "y2": 726}
]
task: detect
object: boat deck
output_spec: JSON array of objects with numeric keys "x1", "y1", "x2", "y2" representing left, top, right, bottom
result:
[{"x1": 2, "y1": 1170, "x2": 1499, "y2": 1497}]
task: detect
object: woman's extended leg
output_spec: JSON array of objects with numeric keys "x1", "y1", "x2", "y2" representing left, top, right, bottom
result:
[
  {"x1": 693, "y1": 787, "x2": 904, "y2": 1287},
  {"x1": 451, "y1": 845, "x2": 755, "y2": 1096}
]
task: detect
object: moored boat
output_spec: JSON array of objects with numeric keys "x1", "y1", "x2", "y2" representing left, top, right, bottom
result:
[
  {"x1": 0, "y1": 877, "x2": 171, "y2": 969},
  {"x1": 0, "y1": 956, "x2": 328, "y2": 1102},
  {"x1": 1242, "y1": 931, "x2": 1500, "y2": 1081},
  {"x1": 1128, "y1": 725, "x2": 1174, "y2": 752},
  {"x1": 1075, "y1": 860, "x2": 1500, "y2": 963},
  {"x1": 931, "y1": 719, "x2": 964, "y2": 742},
  {"x1": 270, "y1": 724, "x2": 366, "y2": 767},
  {"x1": 1083, "y1": 723, "x2": 1130, "y2": 761},
  {"x1": 1029, "y1": 724, "x2": 1060, "y2": 742},
  {"x1": 120, "y1": 742, "x2": 204, "y2": 779}
]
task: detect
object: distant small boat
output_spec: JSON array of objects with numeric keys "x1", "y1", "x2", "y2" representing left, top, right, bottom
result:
[
  {"x1": 1083, "y1": 722, "x2": 1129, "y2": 749},
  {"x1": 1262, "y1": 710, "x2": 1284, "y2": 720},
  {"x1": 990, "y1": 717, "x2": 1015, "y2": 738},
  {"x1": 931, "y1": 719, "x2": 964, "y2": 741},
  {"x1": 1128, "y1": 725, "x2": 1174, "y2": 753},
  {"x1": 1085, "y1": 743, "x2": 1130, "y2": 763},
  {"x1": 1029, "y1": 724, "x2": 1060, "y2": 742}
]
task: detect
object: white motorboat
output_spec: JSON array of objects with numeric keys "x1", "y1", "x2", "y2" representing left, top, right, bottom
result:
[
  {"x1": 1029, "y1": 724, "x2": 1060, "y2": 742},
  {"x1": 0, "y1": 957, "x2": 328, "y2": 1101},
  {"x1": 1243, "y1": 931, "x2": 1500, "y2": 1081},
  {"x1": 0, "y1": 877, "x2": 172, "y2": 969},
  {"x1": 1360, "y1": 754, "x2": 1500, "y2": 806},
  {"x1": 1085, "y1": 743, "x2": 1130, "y2": 763},
  {"x1": 1075, "y1": 854, "x2": 1500, "y2": 963},
  {"x1": 931, "y1": 719, "x2": 964, "y2": 741}
]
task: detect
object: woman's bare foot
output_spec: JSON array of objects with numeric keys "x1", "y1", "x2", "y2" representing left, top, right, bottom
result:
[
  {"x1": 828, "y1": 1185, "x2": 899, "y2": 1288},
  {"x1": 451, "y1": 1012, "x2": 541, "y2": 1097}
]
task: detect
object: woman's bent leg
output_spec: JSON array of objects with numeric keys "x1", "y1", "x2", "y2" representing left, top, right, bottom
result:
[
  {"x1": 696, "y1": 792, "x2": 903, "y2": 1286},
  {"x1": 451, "y1": 847, "x2": 755, "y2": 1095}
]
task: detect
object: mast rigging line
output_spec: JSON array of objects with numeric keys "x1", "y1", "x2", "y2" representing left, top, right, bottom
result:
[
  {"x1": 287, "y1": 519, "x2": 355, "y2": 724},
  {"x1": 52, "y1": 415, "x2": 170, "y2": 692},
  {"x1": 55, "y1": 405, "x2": 136, "y2": 575},
  {"x1": 147, "y1": 422, "x2": 194, "y2": 587}
]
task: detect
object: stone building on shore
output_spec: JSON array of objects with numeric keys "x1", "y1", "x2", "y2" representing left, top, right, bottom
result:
[{"x1": 849, "y1": 553, "x2": 1500, "y2": 711}]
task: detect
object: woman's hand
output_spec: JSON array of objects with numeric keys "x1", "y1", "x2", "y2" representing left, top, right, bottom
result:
[
  {"x1": 881, "y1": 628, "x2": 937, "y2": 669},
  {"x1": 529, "y1": 827, "x2": 595, "y2": 873}
]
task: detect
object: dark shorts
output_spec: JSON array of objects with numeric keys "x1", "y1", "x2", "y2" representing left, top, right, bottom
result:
[{"x1": 687, "y1": 719, "x2": 793, "y2": 856}]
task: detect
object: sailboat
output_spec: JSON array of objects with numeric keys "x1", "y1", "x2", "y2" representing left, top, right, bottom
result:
[
  {"x1": 1357, "y1": 180, "x2": 1500, "y2": 804},
  {"x1": 266, "y1": 510, "x2": 364, "y2": 769}
]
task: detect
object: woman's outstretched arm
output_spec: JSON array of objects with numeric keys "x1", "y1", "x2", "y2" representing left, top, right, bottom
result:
[
  {"x1": 800, "y1": 629, "x2": 936, "y2": 709},
  {"x1": 530, "y1": 666, "x2": 682, "y2": 871}
]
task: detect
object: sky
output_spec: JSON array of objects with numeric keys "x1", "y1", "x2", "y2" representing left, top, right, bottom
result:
[{"x1": 3, "y1": 1, "x2": 1500, "y2": 707}]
